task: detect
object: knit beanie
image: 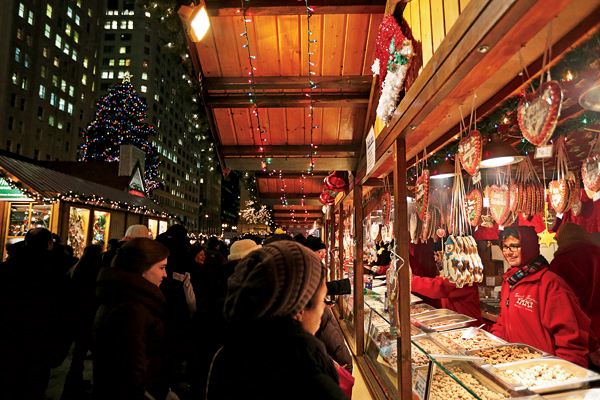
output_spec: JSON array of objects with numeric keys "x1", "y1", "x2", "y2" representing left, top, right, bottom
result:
[
  {"x1": 557, "y1": 222, "x2": 591, "y2": 251},
  {"x1": 121, "y1": 224, "x2": 150, "y2": 241},
  {"x1": 228, "y1": 239, "x2": 261, "y2": 261},
  {"x1": 224, "y1": 240, "x2": 323, "y2": 323}
]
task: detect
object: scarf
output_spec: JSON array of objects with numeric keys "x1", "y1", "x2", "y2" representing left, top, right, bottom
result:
[{"x1": 507, "y1": 255, "x2": 546, "y2": 290}]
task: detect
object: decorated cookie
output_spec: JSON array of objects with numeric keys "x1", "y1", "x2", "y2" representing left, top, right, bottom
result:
[
  {"x1": 459, "y1": 130, "x2": 483, "y2": 176},
  {"x1": 489, "y1": 185, "x2": 511, "y2": 226},
  {"x1": 416, "y1": 170, "x2": 430, "y2": 221},
  {"x1": 518, "y1": 81, "x2": 563, "y2": 146},
  {"x1": 464, "y1": 189, "x2": 483, "y2": 227},
  {"x1": 582, "y1": 153, "x2": 600, "y2": 192}
]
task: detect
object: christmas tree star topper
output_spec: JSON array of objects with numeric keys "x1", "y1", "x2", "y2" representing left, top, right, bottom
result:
[{"x1": 122, "y1": 71, "x2": 133, "y2": 83}]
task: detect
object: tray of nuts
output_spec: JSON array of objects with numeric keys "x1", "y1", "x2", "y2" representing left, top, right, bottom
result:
[
  {"x1": 409, "y1": 303, "x2": 437, "y2": 316},
  {"x1": 491, "y1": 357, "x2": 600, "y2": 394},
  {"x1": 412, "y1": 308, "x2": 457, "y2": 322},
  {"x1": 411, "y1": 338, "x2": 454, "y2": 367},
  {"x1": 428, "y1": 361, "x2": 513, "y2": 400},
  {"x1": 419, "y1": 314, "x2": 477, "y2": 332},
  {"x1": 432, "y1": 329, "x2": 506, "y2": 353},
  {"x1": 465, "y1": 343, "x2": 550, "y2": 366}
]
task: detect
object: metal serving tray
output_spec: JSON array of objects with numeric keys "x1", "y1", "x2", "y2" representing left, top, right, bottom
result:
[
  {"x1": 411, "y1": 337, "x2": 455, "y2": 367},
  {"x1": 412, "y1": 308, "x2": 457, "y2": 322},
  {"x1": 411, "y1": 294, "x2": 422, "y2": 304},
  {"x1": 409, "y1": 303, "x2": 437, "y2": 316},
  {"x1": 419, "y1": 314, "x2": 478, "y2": 332},
  {"x1": 541, "y1": 388, "x2": 600, "y2": 399},
  {"x1": 431, "y1": 328, "x2": 507, "y2": 354},
  {"x1": 490, "y1": 357, "x2": 600, "y2": 394},
  {"x1": 464, "y1": 343, "x2": 551, "y2": 366}
]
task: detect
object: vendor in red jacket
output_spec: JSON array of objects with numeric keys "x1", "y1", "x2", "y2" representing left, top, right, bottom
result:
[
  {"x1": 550, "y1": 222, "x2": 600, "y2": 368},
  {"x1": 490, "y1": 226, "x2": 591, "y2": 367}
]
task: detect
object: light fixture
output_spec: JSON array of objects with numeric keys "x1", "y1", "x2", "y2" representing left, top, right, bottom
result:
[
  {"x1": 178, "y1": 2, "x2": 210, "y2": 42},
  {"x1": 477, "y1": 45, "x2": 490, "y2": 53},
  {"x1": 579, "y1": 84, "x2": 600, "y2": 112},
  {"x1": 430, "y1": 161, "x2": 456, "y2": 180},
  {"x1": 480, "y1": 134, "x2": 524, "y2": 168}
]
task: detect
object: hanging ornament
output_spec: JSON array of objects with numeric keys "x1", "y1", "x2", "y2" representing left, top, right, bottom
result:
[
  {"x1": 538, "y1": 229, "x2": 557, "y2": 248},
  {"x1": 518, "y1": 81, "x2": 563, "y2": 146},
  {"x1": 582, "y1": 134, "x2": 600, "y2": 192},
  {"x1": 464, "y1": 188, "x2": 483, "y2": 227},
  {"x1": 489, "y1": 184, "x2": 511, "y2": 226},
  {"x1": 371, "y1": 15, "x2": 414, "y2": 125},
  {"x1": 415, "y1": 169, "x2": 430, "y2": 221},
  {"x1": 458, "y1": 130, "x2": 483, "y2": 176}
]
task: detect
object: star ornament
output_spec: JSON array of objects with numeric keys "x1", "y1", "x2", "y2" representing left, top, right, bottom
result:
[{"x1": 538, "y1": 229, "x2": 557, "y2": 248}]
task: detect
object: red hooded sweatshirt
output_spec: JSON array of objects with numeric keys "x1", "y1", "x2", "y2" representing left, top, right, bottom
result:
[
  {"x1": 489, "y1": 226, "x2": 591, "y2": 367},
  {"x1": 411, "y1": 276, "x2": 483, "y2": 324}
]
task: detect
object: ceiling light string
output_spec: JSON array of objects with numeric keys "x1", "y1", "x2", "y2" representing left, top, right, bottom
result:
[
  {"x1": 240, "y1": 0, "x2": 269, "y2": 172},
  {"x1": 305, "y1": 0, "x2": 318, "y2": 175}
]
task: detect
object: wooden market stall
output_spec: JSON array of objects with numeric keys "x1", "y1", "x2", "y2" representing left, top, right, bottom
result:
[{"x1": 183, "y1": 0, "x2": 600, "y2": 398}]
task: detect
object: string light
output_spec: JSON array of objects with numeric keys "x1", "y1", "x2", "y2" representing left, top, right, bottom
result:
[
  {"x1": 305, "y1": 0, "x2": 317, "y2": 174},
  {"x1": 240, "y1": 0, "x2": 268, "y2": 172}
]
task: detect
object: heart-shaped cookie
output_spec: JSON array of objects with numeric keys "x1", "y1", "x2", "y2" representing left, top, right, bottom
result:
[
  {"x1": 518, "y1": 81, "x2": 563, "y2": 146},
  {"x1": 416, "y1": 170, "x2": 430, "y2": 221},
  {"x1": 489, "y1": 184, "x2": 510, "y2": 226},
  {"x1": 549, "y1": 179, "x2": 568, "y2": 213},
  {"x1": 571, "y1": 189, "x2": 582, "y2": 217},
  {"x1": 582, "y1": 153, "x2": 600, "y2": 192},
  {"x1": 410, "y1": 212, "x2": 420, "y2": 242},
  {"x1": 421, "y1": 210, "x2": 431, "y2": 242},
  {"x1": 458, "y1": 130, "x2": 483, "y2": 176},
  {"x1": 465, "y1": 189, "x2": 483, "y2": 227},
  {"x1": 509, "y1": 183, "x2": 519, "y2": 213}
]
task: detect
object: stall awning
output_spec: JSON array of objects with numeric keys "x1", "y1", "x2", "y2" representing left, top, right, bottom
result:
[{"x1": 0, "y1": 155, "x2": 169, "y2": 217}]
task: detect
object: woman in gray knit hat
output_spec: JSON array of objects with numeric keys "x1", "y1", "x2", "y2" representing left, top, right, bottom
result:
[{"x1": 205, "y1": 240, "x2": 349, "y2": 400}]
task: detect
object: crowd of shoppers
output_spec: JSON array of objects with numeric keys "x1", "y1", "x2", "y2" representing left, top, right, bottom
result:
[{"x1": 1, "y1": 226, "x2": 352, "y2": 400}]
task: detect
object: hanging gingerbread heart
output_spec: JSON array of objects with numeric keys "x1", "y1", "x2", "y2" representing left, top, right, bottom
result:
[
  {"x1": 458, "y1": 130, "x2": 483, "y2": 175},
  {"x1": 509, "y1": 183, "x2": 519, "y2": 213},
  {"x1": 464, "y1": 189, "x2": 483, "y2": 227},
  {"x1": 517, "y1": 81, "x2": 562, "y2": 146},
  {"x1": 409, "y1": 212, "x2": 420, "y2": 242},
  {"x1": 415, "y1": 170, "x2": 430, "y2": 221},
  {"x1": 489, "y1": 184, "x2": 511, "y2": 226},
  {"x1": 582, "y1": 153, "x2": 600, "y2": 192},
  {"x1": 549, "y1": 179, "x2": 568, "y2": 213},
  {"x1": 571, "y1": 190, "x2": 582, "y2": 217}
]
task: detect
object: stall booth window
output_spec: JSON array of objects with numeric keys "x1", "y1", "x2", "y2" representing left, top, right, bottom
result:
[
  {"x1": 148, "y1": 218, "x2": 158, "y2": 239},
  {"x1": 159, "y1": 220, "x2": 167, "y2": 235},
  {"x1": 4, "y1": 202, "x2": 53, "y2": 260},
  {"x1": 67, "y1": 206, "x2": 90, "y2": 258},
  {"x1": 92, "y1": 210, "x2": 111, "y2": 250}
]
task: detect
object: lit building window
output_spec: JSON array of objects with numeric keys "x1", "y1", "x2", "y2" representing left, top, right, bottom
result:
[
  {"x1": 59, "y1": 98, "x2": 65, "y2": 111},
  {"x1": 52, "y1": 75, "x2": 58, "y2": 86},
  {"x1": 46, "y1": 4, "x2": 52, "y2": 18},
  {"x1": 72, "y1": 49, "x2": 77, "y2": 61},
  {"x1": 18, "y1": 3, "x2": 25, "y2": 18},
  {"x1": 49, "y1": 115, "x2": 55, "y2": 126},
  {"x1": 39, "y1": 85, "x2": 46, "y2": 98},
  {"x1": 88, "y1": 8, "x2": 91, "y2": 17},
  {"x1": 63, "y1": 43, "x2": 70, "y2": 55},
  {"x1": 43, "y1": 47, "x2": 49, "y2": 57},
  {"x1": 142, "y1": 72, "x2": 148, "y2": 80},
  {"x1": 44, "y1": 24, "x2": 51, "y2": 38},
  {"x1": 118, "y1": 71, "x2": 126, "y2": 79},
  {"x1": 50, "y1": 93, "x2": 56, "y2": 106},
  {"x1": 65, "y1": 23, "x2": 71, "y2": 36},
  {"x1": 120, "y1": 20, "x2": 127, "y2": 29},
  {"x1": 111, "y1": 20, "x2": 117, "y2": 29},
  {"x1": 145, "y1": 11, "x2": 151, "y2": 17},
  {"x1": 109, "y1": 59, "x2": 115, "y2": 66},
  {"x1": 141, "y1": 85, "x2": 147, "y2": 93},
  {"x1": 75, "y1": 15, "x2": 80, "y2": 26},
  {"x1": 101, "y1": 71, "x2": 114, "y2": 79},
  {"x1": 81, "y1": 74, "x2": 87, "y2": 85},
  {"x1": 77, "y1": 0, "x2": 81, "y2": 7},
  {"x1": 17, "y1": 27, "x2": 22, "y2": 39},
  {"x1": 53, "y1": 56, "x2": 59, "y2": 67},
  {"x1": 24, "y1": 54, "x2": 30, "y2": 67},
  {"x1": 61, "y1": 80, "x2": 66, "y2": 92},
  {"x1": 55, "y1": 34, "x2": 61, "y2": 48},
  {"x1": 104, "y1": 21, "x2": 111, "y2": 29},
  {"x1": 119, "y1": 47, "x2": 127, "y2": 54},
  {"x1": 67, "y1": 7, "x2": 73, "y2": 18},
  {"x1": 12, "y1": 72, "x2": 18, "y2": 85},
  {"x1": 41, "y1": 66, "x2": 46, "y2": 78},
  {"x1": 67, "y1": 103, "x2": 73, "y2": 115},
  {"x1": 128, "y1": 20, "x2": 134, "y2": 29},
  {"x1": 74, "y1": 31, "x2": 79, "y2": 43},
  {"x1": 154, "y1": 93, "x2": 159, "y2": 101},
  {"x1": 15, "y1": 47, "x2": 20, "y2": 62},
  {"x1": 27, "y1": 10, "x2": 34, "y2": 25},
  {"x1": 83, "y1": 58, "x2": 88, "y2": 68},
  {"x1": 69, "y1": 85, "x2": 74, "y2": 96}
]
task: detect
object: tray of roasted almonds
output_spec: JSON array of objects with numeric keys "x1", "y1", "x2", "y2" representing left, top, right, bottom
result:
[
  {"x1": 432, "y1": 329, "x2": 506, "y2": 353},
  {"x1": 411, "y1": 337, "x2": 454, "y2": 367},
  {"x1": 409, "y1": 303, "x2": 437, "y2": 316},
  {"x1": 465, "y1": 343, "x2": 550, "y2": 366},
  {"x1": 428, "y1": 364, "x2": 511, "y2": 400},
  {"x1": 491, "y1": 357, "x2": 600, "y2": 394},
  {"x1": 419, "y1": 314, "x2": 477, "y2": 332}
]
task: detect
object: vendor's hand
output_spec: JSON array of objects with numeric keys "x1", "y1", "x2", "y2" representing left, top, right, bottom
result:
[{"x1": 589, "y1": 348, "x2": 600, "y2": 367}]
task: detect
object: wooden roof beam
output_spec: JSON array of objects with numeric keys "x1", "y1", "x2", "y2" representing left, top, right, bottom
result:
[
  {"x1": 206, "y1": 94, "x2": 369, "y2": 108},
  {"x1": 205, "y1": 0, "x2": 386, "y2": 16},
  {"x1": 203, "y1": 76, "x2": 372, "y2": 91},
  {"x1": 220, "y1": 145, "x2": 360, "y2": 158}
]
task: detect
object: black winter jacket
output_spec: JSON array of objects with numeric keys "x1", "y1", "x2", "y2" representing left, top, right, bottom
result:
[
  {"x1": 316, "y1": 307, "x2": 353, "y2": 373},
  {"x1": 207, "y1": 317, "x2": 349, "y2": 400},
  {"x1": 93, "y1": 268, "x2": 169, "y2": 400}
]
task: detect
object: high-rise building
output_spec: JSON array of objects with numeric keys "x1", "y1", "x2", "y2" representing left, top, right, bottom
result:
[
  {"x1": 0, "y1": 0, "x2": 103, "y2": 162},
  {"x1": 98, "y1": 0, "x2": 219, "y2": 234}
]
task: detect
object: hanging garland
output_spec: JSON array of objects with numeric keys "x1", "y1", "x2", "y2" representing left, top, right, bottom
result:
[{"x1": 372, "y1": 15, "x2": 414, "y2": 125}]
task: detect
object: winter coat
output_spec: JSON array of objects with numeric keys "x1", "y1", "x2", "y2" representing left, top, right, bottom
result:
[
  {"x1": 411, "y1": 275, "x2": 483, "y2": 324},
  {"x1": 490, "y1": 264, "x2": 591, "y2": 367},
  {"x1": 550, "y1": 242, "x2": 600, "y2": 352},
  {"x1": 316, "y1": 306, "x2": 353, "y2": 373},
  {"x1": 207, "y1": 317, "x2": 349, "y2": 400},
  {"x1": 93, "y1": 267, "x2": 169, "y2": 400}
]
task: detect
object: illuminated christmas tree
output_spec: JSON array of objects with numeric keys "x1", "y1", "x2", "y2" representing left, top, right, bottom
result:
[{"x1": 79, "y1": 73, "x2": 162, "y2": 193}]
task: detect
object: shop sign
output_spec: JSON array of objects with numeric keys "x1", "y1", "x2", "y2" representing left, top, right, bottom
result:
[
  {"x1": 366, "y1": 127, "x2": 376, "y2": 175},
  {"x1": 0, "y1": 179, "x2": 31, "y2": 201}
]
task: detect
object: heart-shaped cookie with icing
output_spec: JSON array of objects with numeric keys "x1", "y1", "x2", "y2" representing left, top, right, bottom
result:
[
  {"x1": 518, "y1": 81, "x2": 563, "y2": 146},
  {"x1": 464, "y1": 189, "x2": 483, "y2": 227},
  {"x1": 509, "y1": 183, "x2": 519, "y2": 213},
  {"x1": 571, "y1": 189, "x2": 582, "y2": 217},
  {"x1": 416, "y1": 170, "x2": 430, "y2": 221},
  {"x1": 582, "y1": 153, "x2": 600, "y2": 192},
  {"x1": 549, "y1": 179, "x2": 568, "y2": 213},
  {"x1": 489, "y1": 184, "x2": 510, "y2": 226},
  {"x1": 458, "y1": 130, "x2": 483, "y2": 176}
]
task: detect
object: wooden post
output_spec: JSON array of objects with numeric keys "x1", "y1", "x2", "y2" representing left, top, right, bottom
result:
[
  {"x1": 353, "y1": 184, "x2": 365, "y2": 355},
  {"x1": 329, "y1": 206, "x2": 335, "y2": 282},
  {"x1": 338, "y1": 205, "x2": 344, "y2": 280},
  {"x1": 393, "y1": 139, "x2": 412, "y2": 399}
]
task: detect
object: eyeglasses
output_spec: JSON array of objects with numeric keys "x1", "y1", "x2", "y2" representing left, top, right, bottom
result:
[{"x1": 500, "y1": 245, "x2": 521, "y2": 252}]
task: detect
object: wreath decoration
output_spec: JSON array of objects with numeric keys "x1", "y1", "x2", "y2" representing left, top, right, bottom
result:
[{"x1": 372, "y1": 15, "x2": 414, "y2": 125}]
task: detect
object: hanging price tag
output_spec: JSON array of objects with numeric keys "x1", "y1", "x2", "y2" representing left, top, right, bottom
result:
[
  {"x1": 534, "y1": 145, "x2": 553, "y2": 159},
  {"x1": 472, "y1": 171, "x2": 482, "y2": 185},
  {"x1": 413, "y1": 371, "x2": 428, "y2": 400}
]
